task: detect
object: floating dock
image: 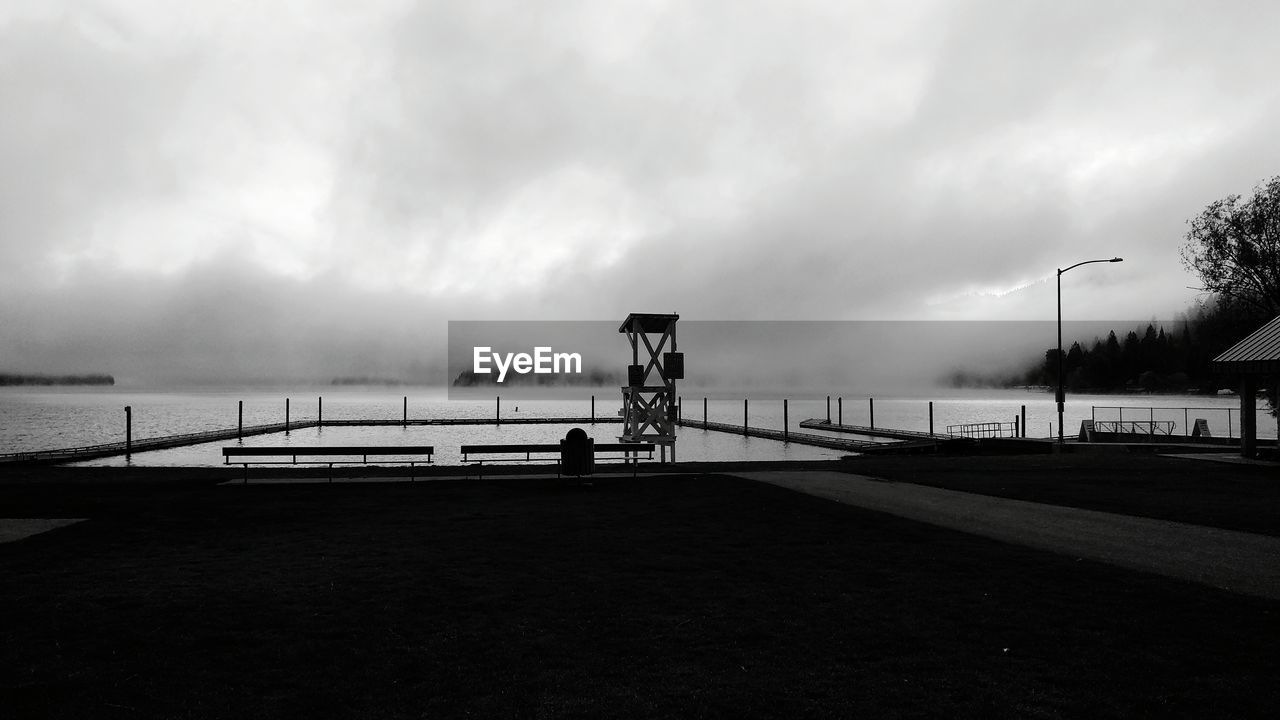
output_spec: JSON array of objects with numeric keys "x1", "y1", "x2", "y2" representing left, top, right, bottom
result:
[
  {"x1": 798, "y1": 419, "x2": 940, "y2": 441},
  {"x1": 675, "y1": 418, "x2": 938, "y2": 454},
  {"x1": 323, "y1": 417, "x2": 621, "y2": 427},
  {"x1": 0, "y1": 420, "x2": 318, "y2": 465},
  {"x1": 2, "y1": 414, "x2": 960, "y2": 466},
  {"x1": 0, "y1": 417, "x2": 624, "y2": 465}
]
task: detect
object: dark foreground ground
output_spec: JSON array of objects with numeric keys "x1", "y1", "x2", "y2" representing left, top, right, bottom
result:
[
  {"x1": 842, "y1": 452, "x2": 1280, "y2": 536},
  {"x1": 1, "y1": 465, "x2": 1277, "y2": 718}
]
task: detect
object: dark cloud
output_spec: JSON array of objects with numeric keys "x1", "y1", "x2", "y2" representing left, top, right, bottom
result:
[{"x1": 2, "y1": 0, "x2": 1279, "y2": 383}]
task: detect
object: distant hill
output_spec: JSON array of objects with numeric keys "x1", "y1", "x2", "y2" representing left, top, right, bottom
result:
[
  {"x1": 0, "y1": 373, "x2": 115, "y2": 386},
  {"x1": 330, "y1": 376, "x2": 410, "y2": 386},
  {"x1": 452, "y1": 368, "x2": 623, "y2": 387}
]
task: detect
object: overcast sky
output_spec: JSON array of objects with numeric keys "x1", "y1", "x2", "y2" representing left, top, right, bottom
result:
[{"x1": 3, "y1": 0, "x2": 1279, "y2": 384}]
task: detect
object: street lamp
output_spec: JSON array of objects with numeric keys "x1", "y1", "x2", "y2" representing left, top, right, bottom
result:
[{"x1": 1057, "y1": 257, "x2": 1123, "y2": 444}]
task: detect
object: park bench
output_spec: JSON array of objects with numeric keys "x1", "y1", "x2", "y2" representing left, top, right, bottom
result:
[
  {"x1": 460, "y1": 439, "x2": 655, "y2": 480},
  {"x1": 222, "y1": 446, "x2": 434, "y2": 483}
]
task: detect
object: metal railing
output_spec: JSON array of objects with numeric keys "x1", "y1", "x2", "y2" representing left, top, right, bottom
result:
[
  {"x1": 1091, "y1": 406, "x2": 1237, "y2": 439},
  {"x1": 947, "y1": 422, "x2": 1017, "y2": 439},
  {"x1": 1092, "y1": 420, "x2": 1175, "y2": 436}
]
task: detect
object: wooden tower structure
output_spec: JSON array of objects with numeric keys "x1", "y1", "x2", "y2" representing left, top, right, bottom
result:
[{"x1": 619, "y1": 313, "x2": 682, "y2": 462}]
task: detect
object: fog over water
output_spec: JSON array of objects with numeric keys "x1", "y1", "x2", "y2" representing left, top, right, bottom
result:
[{"x1": 2, "y1": 386, "x2": 1270, "y2": 459}]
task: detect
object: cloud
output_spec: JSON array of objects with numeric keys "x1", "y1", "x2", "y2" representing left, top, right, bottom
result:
[{"x1": 2, "y1": 0, "x2": 1280, "y2": 382}]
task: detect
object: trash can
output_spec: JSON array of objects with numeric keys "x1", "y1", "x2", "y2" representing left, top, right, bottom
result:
[{"x1": 560, "y1": 427, "x2": 595, "y2": 477}]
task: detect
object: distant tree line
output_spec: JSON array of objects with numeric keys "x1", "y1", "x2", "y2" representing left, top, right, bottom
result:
[
  {"x1": 1034, "y1": 297, "x2": 1271, "y2": 392},
  {"x1": 943, "y1": 296, "x2": 1271, "y2": 393},
  {"x1": 952, "y1": 174, "x2": 1280, "y2": 395},
  {"x1": 0, "y1": 373, "x2": 115, "y2": 386}
]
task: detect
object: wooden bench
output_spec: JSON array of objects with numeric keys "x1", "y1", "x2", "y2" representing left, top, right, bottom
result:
[
  {"x1": 222, "y1": 446, "x2": 435, "y2": 483},
  {"x1": 460, "y1": 443, "x2": 655, "y2": 479}
]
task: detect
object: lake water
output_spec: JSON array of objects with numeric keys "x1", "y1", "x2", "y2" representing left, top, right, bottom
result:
[{"x1": 0, "y1": 386, "x2": 1273, "y2": 466}]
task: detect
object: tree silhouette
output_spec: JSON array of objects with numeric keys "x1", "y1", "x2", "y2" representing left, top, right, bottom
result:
[{"x1": 1181, "y1": 176, "x2": 1280, "y2": 316}]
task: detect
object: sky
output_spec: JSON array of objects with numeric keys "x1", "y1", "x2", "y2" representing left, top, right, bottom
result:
[{"x1": 2, "y1": 0, "x2": 1279, "y2": 384}]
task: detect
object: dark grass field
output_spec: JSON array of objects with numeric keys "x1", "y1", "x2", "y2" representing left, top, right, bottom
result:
[
  {"x1": 841, "y1": 453, "x2": 1280, "y2": 536},
  {"x1": 1, "y1": 471, "x2": 1277, "y2": 718}
]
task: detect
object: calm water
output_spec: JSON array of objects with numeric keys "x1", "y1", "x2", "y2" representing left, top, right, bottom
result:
[{"x1": 0, "y1": 386, "x2": 1272, "y2": 466}]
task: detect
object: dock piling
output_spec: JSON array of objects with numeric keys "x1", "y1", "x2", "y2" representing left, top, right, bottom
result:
[
  {"x1": 318, "y1": 396, "x2": 323, "y2": 425},
  {"x1": 238, "y1": 401, "x2": 243, "y2": 440},
  {"x1": 1021, "y1": 405, "x2": 1026, "y2": 438},
  {"x1": 743, "y1": 398, "x2": 748, "y2": 435},
  {"x1": 784, "y1": 399, "x2": 789, "y2": 442},
  {"x1": 591, "y1": 395, "x2": 595, "y2": 423},
  {"x1": 869, "y1": 397, "x2": 875, "y2": 429},
  {"x1": 125, "y1": 406, "x2": 132, "y2": 460},
  {"x1": 496, "y1": 396, "x2": 501, "y2": 426},
  {"x1": 838, "y1": 397, "x2": 842, "y2": 426},
  {"x1": 826, "y1": 395, "x2": 831, "y2": 423},
  {"x1": 928, "y1": 401, "x2": 934, "y2": 436},
  {"x1": 703, "y1": 397, "x2": 708, "y2": 430},
  {"x1": 285, "y1": 398, "x2": 290, "y2": 433}
]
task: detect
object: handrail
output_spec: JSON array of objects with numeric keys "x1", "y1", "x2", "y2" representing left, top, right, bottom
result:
[
  {"x1": 1091, "y1": 406, "x2": 1239, "y2": 438},
  {"x1": 947, "y1": 421, "x2": 1017, "y2": 439}
]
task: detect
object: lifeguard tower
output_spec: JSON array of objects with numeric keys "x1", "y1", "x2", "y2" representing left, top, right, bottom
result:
[{"x1": 618, "y1": 313, "x2": 682, "y2": 462}]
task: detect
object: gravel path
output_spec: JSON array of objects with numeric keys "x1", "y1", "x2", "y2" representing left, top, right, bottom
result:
[{"x1": 735, "y1": 471, "x2": 1280, "y2": 600}]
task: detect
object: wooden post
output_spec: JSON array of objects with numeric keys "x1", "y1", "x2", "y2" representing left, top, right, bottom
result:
[
  {"x1": 238, "y1": 400, "x2": 243, "y2": 440},
  {"x1": 703, "y1": 397, "x2": 708, "y2": 430},
  {"x1": 743, "y1": 398, "x2": 749, "y2": 435},
  {"x1": 403, "y1": 396, "x2": 408, "y2": 427},
  {"x1": 928, "y1": 401, "x2": 934, "y2": 436},
  {"x1": 591, "y1": 395, "x2": 595, "y2": 423},
  {"x1": 1014, "y1": 415, "x2": 1019, "y2": 438},
  {"x1": 837, "y1": 397, "x2": 842, "y2": 426},
  {"x1": 678, "y1": 395, "x2": 682, "y2": 422},
  {"x1": 826, "y1": 395, "x2": 831, "y2": 423},
  {"x1": 783, "y1": 399, "x2": 789, "y2": 442},
  {"x1": 1021, "y1": 405, "x2": 1027, "y2": 438},
  {"x1": 1241, "y1": 377, "x2": 1257, "y2": 458},
  {"x1": 318, "y1": 396, "x2": 323, "y2": 425},
  {"x1": 869, "y1": 397, "x2": 875, "y2": 429},
  {"x1": 285, "y1": 398, "x2": 290, "y2": 433},
  {"x1": 125, "y1": 406, "x2": 132, "y2": 460},
  {"x1": 496, "y1": 396, "x2": 501, "y2": 426}
]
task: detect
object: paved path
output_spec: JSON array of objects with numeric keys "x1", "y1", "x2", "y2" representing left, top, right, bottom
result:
[
  {"x1": 734, "y1": 471, "x2": 1280, "y2": 600},
  {"x1": 0, "y1": 518, "x2": 84, "y2": 544}
]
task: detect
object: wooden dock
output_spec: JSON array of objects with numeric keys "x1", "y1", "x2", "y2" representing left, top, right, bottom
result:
[
  {"x1": 0, "y1": 420, "x2": 320, "y2": 465},
  {"x1": 323, "y1": 417, "x2": 622, "y2": 427},
  {"x1": 675, "y1": 418, "x2": 923, "y2": 453},
  {"x1": 0, "y1": 417, "x2": 623, "y2": 465},
  {"x1": 2, "y1": 414, "x2": 955, "y2": 466},
  {"x1": 798, "y1": 419, "x2": 940, "y2": 441}
]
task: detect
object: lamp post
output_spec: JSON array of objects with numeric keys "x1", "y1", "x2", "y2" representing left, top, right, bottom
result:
[{"x1": 1057, "y1": 257, "x2": 1123, "y2": 443}]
